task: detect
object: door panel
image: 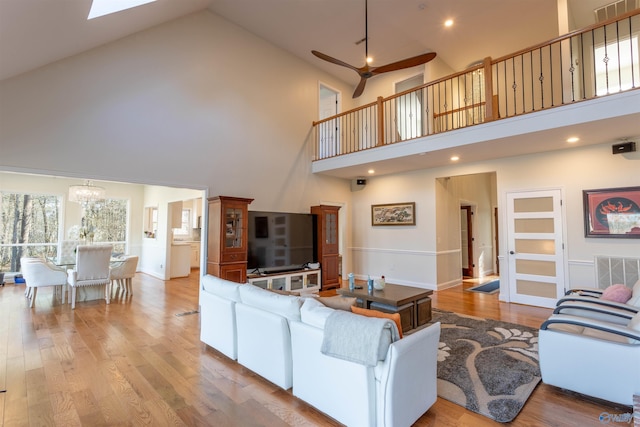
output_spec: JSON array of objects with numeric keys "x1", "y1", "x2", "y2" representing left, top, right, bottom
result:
[{"x1": 506, "y1": 189, "x2": 565, "y2": 308}]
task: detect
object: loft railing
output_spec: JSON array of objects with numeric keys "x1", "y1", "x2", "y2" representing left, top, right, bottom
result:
[{"x1": 313, "y1": 9, "x2": 640, "y2": 161}]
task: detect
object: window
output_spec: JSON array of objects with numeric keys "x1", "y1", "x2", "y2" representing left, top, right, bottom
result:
[
  {"x1": 395, "y1": 74, "x2": 424, "y2": 140},
  {"x1": 68, "y1": 198, "x2": 128, "y2": 253},
  {"x1": 173, "y1": 209, "x2": 192, "y2": 236},
  {"x1": 595, "y1": 35, "x2": 639, "y2": 96},
  {"x1": 0, "y1": 192, "x2": 60, "y2": 272},
  {"x1": 88, "y1": 0, "x2": 157, "y2": 19},
  {"x1": 144, "y1": 207, "x2": 158, "y2": 238}
]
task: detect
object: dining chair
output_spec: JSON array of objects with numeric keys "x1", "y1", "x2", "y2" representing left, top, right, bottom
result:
[
  {"x1": 67, "y1": 244, "x2": 113, "y2": 309},
  {"x1": 110, "y1": 255, "x2": 138, "y2": 296},
  {"x1": 20, "y1": 257, "x2": 68, "y2": 307}
]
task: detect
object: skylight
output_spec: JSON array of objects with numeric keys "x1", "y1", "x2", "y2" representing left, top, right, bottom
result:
[{"x1": 88, "y1": 0, "x2": 157, "y2": 19}]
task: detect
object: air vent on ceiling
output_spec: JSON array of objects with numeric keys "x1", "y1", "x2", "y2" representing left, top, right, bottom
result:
[{"x1": 594, "y1": 0, "x2": 639, "y2": 22}]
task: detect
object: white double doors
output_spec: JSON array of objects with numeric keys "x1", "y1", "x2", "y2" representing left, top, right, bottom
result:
[{"x1": 505, "y1": 189, "x2": 566, "y2": 308}]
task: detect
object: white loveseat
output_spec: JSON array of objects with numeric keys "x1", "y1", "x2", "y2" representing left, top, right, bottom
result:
[
  {"x1": 539, "y1": 312, "x2": 640, "y2": 406},
  {"x1": 199, "y1": 274, "x2": 441, "y2": 426}
]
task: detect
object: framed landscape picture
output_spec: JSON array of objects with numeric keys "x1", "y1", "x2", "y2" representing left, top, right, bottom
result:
[
  {"x1": 583, "y1": 186, "x2": 640, "y2": 238},
  {"x1": 371, "y1": 202, "x2": 416, "y2": 226}
]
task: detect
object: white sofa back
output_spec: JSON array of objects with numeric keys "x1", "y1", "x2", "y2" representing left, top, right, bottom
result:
[
  {"x1": 235, "y1": 284, "x2": 303, "y2": 390},
  {"x1": 200, "y1": 275, "x2": 243, "y2": 360}
]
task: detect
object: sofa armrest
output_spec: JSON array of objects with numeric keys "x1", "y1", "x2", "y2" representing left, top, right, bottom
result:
[
  {"x1": 556, "y1": 294, "x2": 639, "y2": 312},
  {"x1": 563, "y1": 287, "x2": 603, "y2": 297},
  {"x1": 200, "y1": 289, "x2": 237, "y2": 360},
  {"x1": 375, "y1": 322, "x2": 441, "y2": 427},
  {"x1": 553, "y1": 301, "x2": 634, "y2": 325},
  {"x1": 541, "y1": 314, "x2": 640, "y2": 342}
]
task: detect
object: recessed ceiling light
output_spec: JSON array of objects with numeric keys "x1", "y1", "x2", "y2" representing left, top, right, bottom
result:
[
  {"x1": 450, "y1": 155, "x2": 459, "y2": 161},
  {"x1": 368, "y1": 169, "x2": 375, "y2": 174},
  {"x1": 567, "y1": 137, "x2": 580, "y2": 143},
  {"x1": 444, "y1": 19, "x2": 454, "y2": 27}
]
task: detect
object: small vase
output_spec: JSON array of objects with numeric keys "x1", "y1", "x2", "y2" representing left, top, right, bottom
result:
[{"x1": 374, "y1": 278, "x2": 385, "y2": 290}]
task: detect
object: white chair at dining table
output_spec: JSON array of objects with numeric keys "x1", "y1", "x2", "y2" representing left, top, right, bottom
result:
[
  {"x1": 20, "y1": 257, "x2": 68, "y2": 307},
  {"x1": 67, "y1": 244, "x2": 113, "y2": 309},
  {"x1": 110, "y1": 255, "x2": 139, "y2": 296}
]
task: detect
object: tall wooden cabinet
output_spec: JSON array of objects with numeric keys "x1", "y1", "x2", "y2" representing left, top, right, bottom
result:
[
  {"x1": 311, "y1": 205, "x2": 341, "y2": 290},
  {"x1": 207, "y1": 196, "x2": 253, "y2": 283}
]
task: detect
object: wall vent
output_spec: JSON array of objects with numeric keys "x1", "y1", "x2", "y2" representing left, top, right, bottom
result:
[
  {"x1": 594, "y1": 255, "x2": 640, "y2": 288},
  {"x1": 594, "y1": 0, "x2": 639, "y2": 22}
]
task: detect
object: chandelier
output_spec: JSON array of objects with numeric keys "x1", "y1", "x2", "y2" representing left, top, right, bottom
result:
[{"x1": 68, "y1": 180, "x2": 106, "y2": 204}]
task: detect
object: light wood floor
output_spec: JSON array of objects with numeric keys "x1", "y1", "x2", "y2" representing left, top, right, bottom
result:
[{"x1": 0, "y1": 271, "x2": 631, "y2": 426}]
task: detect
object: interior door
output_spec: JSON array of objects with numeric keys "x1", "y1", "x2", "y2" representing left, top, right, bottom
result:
[
  {"x1": 460, "y1": 206, "x2": 473, "y2": 277},
  {"x1": 506, "y1": 189, "x2": 565, "y2": 308}
]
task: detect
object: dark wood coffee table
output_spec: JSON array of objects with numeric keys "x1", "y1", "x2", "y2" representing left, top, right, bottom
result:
[{"x1": 338, "y1": 283, "x2": 433, "y2": 333}]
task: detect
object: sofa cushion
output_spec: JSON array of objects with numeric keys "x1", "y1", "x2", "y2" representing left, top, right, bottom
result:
[
  {"x1": 202, "y1": 275, "x2": 242, "y2": 302},
  {"x1": 601, "y1": 284, "x2": 632, "y2": 303},
  {"x1": 317, "y1": 295, "x2": 357, "y2": 311},
  {"x1": 300, "y1": 297, "x2": 335, "y2": 329},
  {"x1": 239, "y1": 283, "x2": 302, "y2": 321},
  {"x1": 351, "y1": 306, "x2": 403, "y2": 338}
]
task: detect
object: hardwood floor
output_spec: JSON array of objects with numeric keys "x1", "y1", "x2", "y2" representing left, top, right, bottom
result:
[{"x1": 0, "y1": 272, "x2": 630, "y2": 426}]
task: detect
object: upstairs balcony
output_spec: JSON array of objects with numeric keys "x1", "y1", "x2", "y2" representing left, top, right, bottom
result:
[{"x1": 312, "y1": 10, "x2": 640, "y2": 178}]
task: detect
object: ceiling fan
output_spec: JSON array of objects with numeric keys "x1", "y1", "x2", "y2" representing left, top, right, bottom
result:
[{"x1": 312, "y1": 0, "x2": 436, "y2": 98}]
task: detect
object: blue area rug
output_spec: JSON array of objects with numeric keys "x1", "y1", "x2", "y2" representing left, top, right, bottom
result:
[{"x1": 468, "y1": 279, "x2": 500, "y2": 294}]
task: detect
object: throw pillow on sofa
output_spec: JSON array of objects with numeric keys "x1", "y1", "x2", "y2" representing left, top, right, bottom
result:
[
  {"x1": 351, "y1": 306, "x2": 403, "y2": 338},
  {"x1": 238, "y1": 283, "x2": 303, "y2": 321},
  {"x1": 600, "y1": 284, "x2": 632, "y2": 303}
]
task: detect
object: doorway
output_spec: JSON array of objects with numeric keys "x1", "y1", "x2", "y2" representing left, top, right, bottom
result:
[
  {"x1": 318, "y1": 83, "x2": 341, "y2": 157},
  {"x1": 460, "y1": 205, "x2": 473, "y2": 278},
  {"x1": 435, "y1": 172, "x2": 496, "y2": 284}
]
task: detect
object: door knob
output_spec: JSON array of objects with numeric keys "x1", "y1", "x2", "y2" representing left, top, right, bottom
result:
[{"x1": 509, "y1": 251, "x2": 515, "y2": 255}]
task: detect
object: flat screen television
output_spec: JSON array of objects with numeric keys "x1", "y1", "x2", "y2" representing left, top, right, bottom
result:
[{"x1": 247, "y1": 211, "x2": 317, "y2": 274}]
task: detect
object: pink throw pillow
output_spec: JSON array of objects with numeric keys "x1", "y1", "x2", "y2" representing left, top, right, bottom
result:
[{"x1": 600, "y1": 284, "x2": 632, "y2": 303}]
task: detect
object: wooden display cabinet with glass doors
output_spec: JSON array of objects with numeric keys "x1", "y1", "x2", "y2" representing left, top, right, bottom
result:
[{"x1": 207, "y1": 196, "x2": 253, "y2": 283}]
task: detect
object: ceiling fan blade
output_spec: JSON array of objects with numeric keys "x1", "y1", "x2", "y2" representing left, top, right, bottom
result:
[
  {"x1": 371, "y1": 52, "x2": 437, "y2": 75},
  {"x1": 311, "y1": 50, "x2": 360, "y2": 73},
  {"x1": 352, "y1": 77, "x2": 368, "y2": 98}
]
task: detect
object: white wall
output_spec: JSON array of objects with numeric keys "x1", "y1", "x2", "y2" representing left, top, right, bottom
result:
[
  {"x1": 0, "y1": 11, "x2": 355, "y2": 279},
  {"x1": 351, "y1": 142, "x2": 640, "y2": 290},
  {"x1": 0, "y1": 11, "x2": 353, "y2": 211}
]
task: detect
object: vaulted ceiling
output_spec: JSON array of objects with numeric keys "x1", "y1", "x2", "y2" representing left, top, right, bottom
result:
[{"x1": 0, "y1": 0, "x2": 623, "y2": 88}]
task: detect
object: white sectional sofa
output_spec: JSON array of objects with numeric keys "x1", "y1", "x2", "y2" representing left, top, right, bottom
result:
[{"x1": 199, "y1": 274, "x2": 441, "y2": 427}]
